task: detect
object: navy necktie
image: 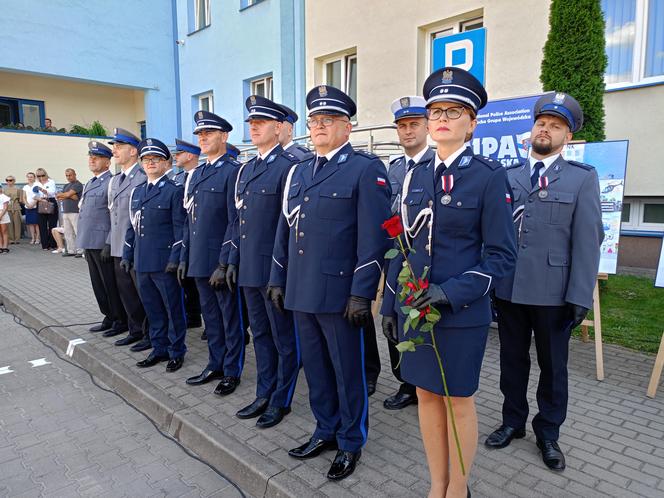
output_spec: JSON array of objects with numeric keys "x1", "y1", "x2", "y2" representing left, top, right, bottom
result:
[
  {"x1": 407, "y1": 159, "x2": 415, "y2": 170},
  {"x1": 147, "y1": 183, "x2": 154, "y2": 192},
  {"x1": 531, "y1": 161, "x2": 544, "y2": 188},
  {"x1": 119, "y1": 172, "x2": 126, "y2": 184},
  {"x1": 313, "y1": 156, "x2": 328, "y2": 178}
]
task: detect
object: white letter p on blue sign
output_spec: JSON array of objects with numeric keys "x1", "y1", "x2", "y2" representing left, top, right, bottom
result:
[{"x1": 432, "y1": 28, "x2": 486, "y2": 85}]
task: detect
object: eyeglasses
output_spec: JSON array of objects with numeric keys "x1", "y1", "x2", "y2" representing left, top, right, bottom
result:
[
  {"x1": 141, "y1": 157, "x2": 165, "y2": 165},
  {"x1": 5, "y1": 179, "x2": 15, "y2": 182},
  {"x1": 426, "y1": 106, "x2": 466, "y2": 121},
  {"x1": 37, "y1": 174, "x2": 46, "y2": 178},
  {"x1": 306, "y1": 117, "x2": 349, "y2": 129}
]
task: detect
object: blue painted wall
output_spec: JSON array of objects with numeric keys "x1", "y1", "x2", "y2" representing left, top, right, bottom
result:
[
  {"x1": 175, "y1": 0, "x2": 307, "y2": 144},
  {"x1": 0, "y1": 0, "x2": 179, "y2": 140}
]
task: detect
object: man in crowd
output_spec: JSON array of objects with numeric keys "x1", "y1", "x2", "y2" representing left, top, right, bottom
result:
[
  {"x1": 77, "y1": 141, "x2": 126, "y2": 334},
  {"x1": 56, "y1": 168, "x2": 83, "y2": 257},
  {"x1": 276, "y1": 103, "x2": 313, "y2": 161},
  {"x1": 487, "y1": 92, "x2": 604, "y2": 472},
  {"x1": 380, "y1": 95, "x2": 434, "y2": 410},
  {"x1": 2, "y1": 175, "x2": 23, "y2": 244},
  {"x1": 268, "y1": 85, "x2": 391, "y2": 480}
]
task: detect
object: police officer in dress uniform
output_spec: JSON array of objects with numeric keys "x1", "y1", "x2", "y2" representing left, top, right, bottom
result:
[
  {"x1": 178, "y1": 110, "x2": 245, "y2": 395},
  {"x1": 276, "y1": 103, "x2": 314, "y2": 161},
  {"x1": 226, "y1": 95, "x2": 300, "y2": 429},
  {"x1": 486, "y1": 92, "x2": 604, "y2": 472},
  {"x1": 380, "y1": 95, "x2": 434, "y2": 410},
  {"x1": 172, "y1": 138, "x2": 203, "y2": 331},
  {"x1": 78, "y1": 141, "x2": 128, "y2": 335},
  {"x1": 107, "y1": 128, "x2": 150, "y2": 349},
  {"x1": 268, "y1": 85, "x2": 392, "y2": 480},
  {"x1": 381, "y1": 68, "x2": 517, "y2": 497},
  {"x1": 122, "y1": 138, "x2": 187, "y2": 372}
]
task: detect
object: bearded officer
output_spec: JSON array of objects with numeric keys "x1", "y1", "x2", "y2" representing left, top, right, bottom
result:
[
  {"x1": 107, "y1": 127, "x2": 150, "y2": 349},
  {"x1": 276, "y1": 103, "x2": 313, "y2": 161},
  {"x1": 122, "y1": 138, "x2": 187, "y2": 371},
  {"x1": 178, "y1": 110, "x2": 245, "y2": 395},
  {"x1": 380, "y1": 95, "x2": 434, "y2": 410},
  {"x1": 268, "y1": 85, "x2": 391, "y2": 480},
  {"x1": 486, "y1": 92, "x2": 604, "y2": 472},
  {"x1": 226, "y1": 95, "x2": 300, "y2": 429}
]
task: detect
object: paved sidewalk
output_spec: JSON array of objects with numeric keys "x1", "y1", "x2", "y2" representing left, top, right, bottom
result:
[
  {"x1": 1, "y1": 243, "x2": 663, "y2": 497},
  {"x1": 0, "y1": 311, "x2": 244, "y2": 498}
]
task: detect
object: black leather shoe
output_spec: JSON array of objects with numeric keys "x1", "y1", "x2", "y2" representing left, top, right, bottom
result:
[
  {"x1": 130, "y1": 338, "x2": 152, "y2": 352},
  {"x1": 200, "y1": 330, "x2": 207, "y2": 340},
  {"x1": 367, "y1": 380, "x2": 376, "y2": 397},
  {"x1": 383, "y1": 389, "x2": 417, "y2": 410},
  {"x1": 187, "y1": 317, "x2": 202, "y2": 329},
  {"x1": 327, "y1": 450, "x2": 361, "y2": 480},
  {"x1": 166, "y1": 357, "x2": 184, "y2": 372},
  {"x1": 236, "y1": 397, "x2": 269, "y2": 419},
  {"x1": 103, "y1": 325, "x2": 129, "y2": 338},
  {"x1": 115, "y1": 335, "x2": 141, "y2": 346},
  {"x1": 186, "y1": 369, "x2": 224, "y2": 386},
  {"x1": 536, "y1": 439, "x2": 566, "y2": 471},
  {"x1": 214, "y1": 376, "x2": 240, "y2": 396},
  {"x1": 484, "y1": 425, "x2": 526, "y2": 449},
  {"x1": 136, "y1": 354, "x2": 168, "y2": 368},
  {"x1": 288, "y1": 437, "x2": 338, "y2": 459},
  {"x1": 256, "y1": 406, "x2": 291, "y2": 428},
  {"x1": 89, "y1": 321, "x2": 113, "y2": 333}
]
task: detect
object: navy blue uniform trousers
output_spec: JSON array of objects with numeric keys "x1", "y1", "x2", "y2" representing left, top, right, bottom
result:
[
  {"x1": 243, "y1": 286, "x2": 300, "y2": 408},
  {"x1": 195, "y1": 278, "x2": 245, "y2": 376},
  {"x1": 294, "y1": 311, "x2": 369, "y2": 453},
  {"x1": 496, "y1": 298, "x2": 572, "y2": 441},
  {"x1": 136, "y1": 271, "x2": 187, "y2": 359}
]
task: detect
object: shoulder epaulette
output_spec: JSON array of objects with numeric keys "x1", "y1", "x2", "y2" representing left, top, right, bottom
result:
[
  {"x1": 568, "y1": 160, "x2": 594, "y2": 171},
  {"x1": 355, "y1": 150, "x2": 378, "y2": 159},
  {"x1": 389, "y1": 156, "x2": 404, "y2": 165},
  {"x1": 280, "y1": 150, "x2": 299, "y2": 162},
  {"x1": 506, "y1": 162, "x2": 525, "y2": 170},
  {"x1": 474, "y1": 155, "x2": 501, "y2": 170},
  {"x1": 296, "y1": 145, "x2": 310, "y2": 152}
]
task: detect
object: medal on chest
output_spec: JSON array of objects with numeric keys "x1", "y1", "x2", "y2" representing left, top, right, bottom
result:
[
  {"x1": 441, "y1": 174, "x2": 454, "y2": 205},
  {"x1": 538, "y1": 176, "x2": 549, "y2": 199}
]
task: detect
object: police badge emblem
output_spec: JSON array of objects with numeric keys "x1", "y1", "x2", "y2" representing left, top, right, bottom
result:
[
  {"x1": 318, "y1": 86, "x2": 328, "y2": 97},
  {"x1": 113, "y1": 128, "x2": 118, "y2": 135},
  {"x1": 442, "y1": 69, "x2": 454, "y2": 84},
  {"x1": 250, "y1": 95, "x2": 257, "y2": 106},
  {"x1": 197, "y1": 111, "x2": 203, "y2": 120},
  {"x1": 146, "y1": 138, "x2": 153, "y2": 146},
  {"x1": 553, "y1": 93, "x2": 566, "y2": 105},
  {"x1": 92, "y1": 141, "x2": 97, "y2": 147},
  {"x1": 400, "y1": 97, "x2": 410, "y2": 109}
]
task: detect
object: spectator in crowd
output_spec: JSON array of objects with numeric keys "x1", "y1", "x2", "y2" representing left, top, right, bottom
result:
[
  {"x1": 51, "y1": 225, "x2": 66, "y2": 254},
  {"x1": 56, "y1": 168, "x2": 83, "y2": 256},
  {"x1": 3, "y1": 175, "x2": 24, "y2": 244},
  {"x1": 0, "y1": 183, "x2": 10, "y2": 253},
  {"x1": 44, "y1": 118, "x2": 57, "y2": 132},
  {"x1": 23, "y1": 172, "x2": 40, "y2": 244},
  {"x1": 34, "y1": 168, "x2": 58, "y2": 250}
]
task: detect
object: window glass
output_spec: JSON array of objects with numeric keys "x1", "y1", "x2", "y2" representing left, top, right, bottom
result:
[
  {"x1": 643, "y1": 203, "x2": 664, "y2": 223},
  {"x1": 645, "y1": 0, "x2": 664, "y2": 77}
]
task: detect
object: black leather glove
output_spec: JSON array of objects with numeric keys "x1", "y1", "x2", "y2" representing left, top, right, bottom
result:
[
  {"x1": 225, "y1": 264, "x2": 238, "y2": 293},
  {"x1": 209, "y1": 264, "x2": 227, "y2": 290},
  {"x1": 176, "y1": 261, "x2": 187, "y2": 286},
  {"x1": 165, "y1": 262, "x2": 178, "y2": 274},
  {"x1": 568, "y1": 303, "x2": 589, "y2": 329},
  {"x1": 267, "y1": 286, "x2": 285, "y2": 314},
  {"x1": 381, "y1": 315, "x2": 398, "y2": 344},
  {"x1": 120, "y1": 259, "x2": 132, "y2": 273},
  {"x1": 100, "y1": 244, "x2": 112, "y2": 263},
  {"x1": 411, "y1": 283, "x2": 449, "y2": 310},
  {"x1": 343, "y1": 295, "x2": 372, "y2": 328}
]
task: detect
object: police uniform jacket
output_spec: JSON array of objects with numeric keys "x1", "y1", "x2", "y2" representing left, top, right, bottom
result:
[
  {"x1": 285, "y1": 143, "x2": 314, "y2": 162},
  {"x1": 76, "y1": 170, "x2": 113, "y2": 250},
  {"x1": 180, "y1": 154, "x2": 240, "y2": 278},
  {"x1": 107, "y1": 163, "x2": 147, "y2": 257},
  {"x1": 388, "y1": 148, "x2": 435, "y2": 212},
  {"x1": 228, "y1": 145, "x2": 298, "y2": 287},
  {"x1": 381, "y1": 148, "x2": 518, "y2": 328},
  {"x1": 494, "y1": 156, "x2": 604, "y2": 309},
  {"x1": 269, "y1": 143, "x2": 392, "y2": 313},
  {"x1": 123, "y1": 178, "x2": 185, "y2": 273}
]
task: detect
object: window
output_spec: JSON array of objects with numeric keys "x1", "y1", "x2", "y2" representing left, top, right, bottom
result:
[
  {"x1": 198, "y1": 92, "x2": 213, "y2": 112},
  {"x1": 251, "y1": 76, "x2": 273, "y2": 99},
  {"x1": 602, "y1": 0, "x2": 664, "y2": 87},
  {"x1": 620, "y1": 198, "x2": 664, "y2": 231},
  {"x1": 322, "y1": 52, "x2": 357, "y2": 119},
  {"x1": 194, "y1": 0, "x2": 210, "y2": 31},
  {"x1": 643, "y1": 203, "x2": 664, "y2": 224},
  {"x1": 138, "y1": 121, "x2": 147, "y2": 140},
  {"x1": 0, "y1": 96, "x2": 45, "y2": 129},
  {"x1": 621, "y1": 202, "x2": 631, "y2": 222}
]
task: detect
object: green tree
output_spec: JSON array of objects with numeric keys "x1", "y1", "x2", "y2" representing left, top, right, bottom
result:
[{"x1": 540, "y1": 0, "x2": 607, "y2": 142}]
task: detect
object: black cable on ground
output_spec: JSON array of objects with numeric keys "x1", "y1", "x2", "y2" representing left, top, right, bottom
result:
[{"x1": 0, "y1": 304, "x2": 247, "y2": 498}]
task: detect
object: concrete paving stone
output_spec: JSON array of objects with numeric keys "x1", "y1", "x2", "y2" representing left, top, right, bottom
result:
[
  {"x1": 597, "y1": 481, "x2": 644, "y2": 498},
  {"x1": 580, "y1": 463, "x2": 630, "y2": 488},
  {"x1": 596, "y1": 447, "x2": 643, "y2": 470},
  {"x1": 611, "y1": 462, "x2": 659, "y2": 487},
  {"x1": 642, "y1": 462, "x2": 664, "y2": 478},
  {"x1": 181, "y1": 468, "x2": 232, "y2": 494},
  {"x1": 582, "y1": 433, "x2": 626, "y2": 454}
]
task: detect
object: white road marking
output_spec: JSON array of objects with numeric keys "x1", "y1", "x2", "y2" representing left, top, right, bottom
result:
[
  {"x1": 0, "y1": 366, "x2": 14, "y2": 375},
  {"x1": 66, "y1": 339, "x2": 86, "y2": 357},
  {"x1": 28, "y1": 358, "x2": 51, "y2": 368}
]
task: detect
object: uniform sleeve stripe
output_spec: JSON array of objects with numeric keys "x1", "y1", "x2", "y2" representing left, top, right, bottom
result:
[
  {"x1": 462, "y1": 270, "x2": 492, "y2": 296},
  {"x1": 354, "y1": 260, "x2": 382, "y2": 274},
  {"x1": 272, "y1": 255, "x2": 284, "y2": 269}
]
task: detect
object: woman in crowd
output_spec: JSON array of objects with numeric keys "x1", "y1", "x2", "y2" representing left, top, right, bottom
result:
[
  {"x1": 23, "y1": 172, "x2": 41, "y2": 244},
  {"x1": 0, "y1": 183, "x2": 11, "y2": 253},
  {"x1": 34, "y1": 167, "x2": 58, "y2": 250},
  {"x1": 382, "y1": 67, "x2": 517, "y2": 498}
]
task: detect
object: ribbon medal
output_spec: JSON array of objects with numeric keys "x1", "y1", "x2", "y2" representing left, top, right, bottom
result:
[
  {"x1": 441, "y1": 174, "x2": 454, "y2": 205},
  {"x1": 538, "y1": 176, "x2": 549, "y2": 199}
]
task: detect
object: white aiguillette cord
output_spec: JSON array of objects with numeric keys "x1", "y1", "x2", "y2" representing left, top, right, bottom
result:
[
  {"x1": 281, "y1": 163, "x2": 302, "y2": 242},
  {"x1": 400, "y1": 167, "x2": 434, "y2": 256}
]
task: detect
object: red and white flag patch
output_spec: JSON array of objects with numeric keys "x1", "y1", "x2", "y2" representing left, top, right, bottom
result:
[
  {"x1": 376, "y1": 177, "x2": 387, "y2": 186},
  {"x1": 505, "y1": 193, "x2": 512, "y2": 203}
]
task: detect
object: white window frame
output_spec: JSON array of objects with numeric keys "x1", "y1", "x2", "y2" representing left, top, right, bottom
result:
[
  {"x1": 250, "y1": 76, "x2": 273, "y2": 99},
  {"x1": 620, "y1": 198, "x2": 664, "y2": 232},
  {"x1": 198, "y1": 91, "x2": 214, "y2": 113},
  {"x1": 194, "y1": 0, "x2": 211, "y2": 31},
  {"x1": 641, "y1": 200, "x2": 664, "y2": 229},
  {"x1": 425, "y1": 16, "x2": 484, "y2": 73},
  {"x1": 320, "y1": 51, "x2": 358, "y2": 121},
  {"x1": 604, "y1": 0, "x2": 664, "y2": 89}
]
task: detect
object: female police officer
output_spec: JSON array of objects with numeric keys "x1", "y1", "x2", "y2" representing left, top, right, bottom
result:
[{"x1": 381, "y1": 67, "x2": 517, "y2": 497}]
